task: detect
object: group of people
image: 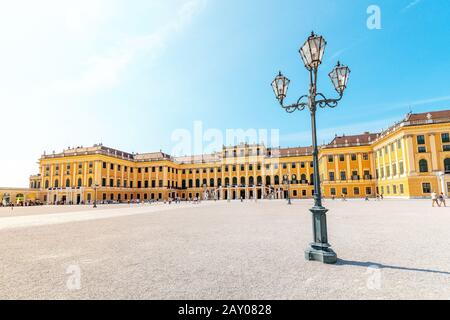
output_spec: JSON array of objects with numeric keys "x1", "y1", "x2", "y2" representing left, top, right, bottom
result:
[{"x1": 431, "y1": 192, "x2": 446, "y2": 207}]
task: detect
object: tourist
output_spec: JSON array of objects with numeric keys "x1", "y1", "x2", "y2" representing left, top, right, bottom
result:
[
  {"x1": 439, "y1": 192, "x2": 446, "y2": 207},
  {"x1": 431, "y1": 191, "x2": 440, "y2": 207}
]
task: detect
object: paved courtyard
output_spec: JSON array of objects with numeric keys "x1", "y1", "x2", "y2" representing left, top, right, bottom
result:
[{"x1": 0, "y1": 199, "x2": 449, "y2": 300}]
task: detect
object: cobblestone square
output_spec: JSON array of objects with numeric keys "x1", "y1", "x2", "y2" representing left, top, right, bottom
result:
[{"x1": 0, "y1": 199, "x2": 449, "y2": 300}]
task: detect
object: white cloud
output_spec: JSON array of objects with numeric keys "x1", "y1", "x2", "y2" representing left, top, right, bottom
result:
[
  {"x1": 402, "y1": 0, "x2": 422, "y2": 12},
  {"x1": 43, "y1": 0, "x2": 208, "y2": 96}
]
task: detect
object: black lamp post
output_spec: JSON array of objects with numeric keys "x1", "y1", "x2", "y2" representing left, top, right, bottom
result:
[
  {"x1": 92, "y1": 183, "x2": 99, "y2": 208},
  {"x1": 283, "y1": 174, "x2": 293, "y2": 205},
  {"x1": 271, "y1": 31, "x2": 350, "y2": 264}
]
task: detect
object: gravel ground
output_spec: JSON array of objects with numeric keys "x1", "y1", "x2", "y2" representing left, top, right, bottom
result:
[{"x1": 0, "y1": 199, "x2": 449, "y2": 300}]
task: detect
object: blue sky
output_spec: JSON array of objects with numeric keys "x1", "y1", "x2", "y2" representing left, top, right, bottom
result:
[{"x1": 0, "y1": 0, "x2": 449, "y2": 186}]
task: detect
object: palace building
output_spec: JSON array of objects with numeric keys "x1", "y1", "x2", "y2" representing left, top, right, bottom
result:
[{"x1": 2, "y1": 110, "x2": 450, "y2": 205}]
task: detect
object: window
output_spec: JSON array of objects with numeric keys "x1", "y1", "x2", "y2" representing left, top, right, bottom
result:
[
  {"x1": 282, "y1": 163, "x2": 287, "y2": 169},
  {"x1": 386, "y1": 166, "x2": 390, "y2": 177},
  {"x1": 159, "y1": 180, "x2": 163, "y2": 187},
  {"x1": 418, "y1": 146, "x2": 426, "y2": 153},
  {"x1": 363, "y1": 153, "x2": 369, "y2": 160},
  {"x1": 301, "y1": 162, "x2": 305, "y2": 168},
  {"x1": 386, "y1": 186, "x2": 390, "y2": 194},
  {"x1": 400, "y1": 184, "x2": 404, "y2": 194},
  {"x1": 110, "y1": 163, "x2": 114, "y2": 170},
  {"x1": 351, "y1": 154, "x2": 357, "y2": 161},
  {"x1": 364, "y1": 170, "x2": 371, "y2": 180},
  {"x1": 393, "y1": 185, "x2": 397, "y2": 194},
  {"x1": 354, "y1": 187, "x2": 360, "y2": 195},
  {"x1": 399, "y1": 161, "x2": 404, "y2": 175},
  {"x1": 419, "y1": 159, "x2": 428, "y2": 173},
  {"x1": 417, "y1": 135, "x2": 425, "y2": 145},
  {"x1": 329, "y1": 172, "x2": 335, "y2": 181},
  {"x1": 422, "y1": 183, "x2": 431, "y2": 194},
  {"x1": 291, "y1": 163, "x2": 296, "y2": 169},
  {"x1": 442, "y1": 133, "x2": 450, "y2": 143},
  {"x1": 392, "y1": 163, "x2": 397, "y2": 176},
  {"x1": 109, "y1": 179, "x2": 113, "y2": 187},
  {"x1": 351, "y1": 171, "x2": 358, "y2": 180},
  {"x1": 342, "y1": 188, "x2": 348, "y2": 195},
  {"x1": 444, "y1": 145, "x2": 450, "y2": 152},
  {"x1": 445, "y1": 158, "x2": 450, "y2": 173},
  {"x1": 340, "y1": 171, "x2": 346, "y2": 181},
  {"x1": 138, "y1": 168, "x2": 142, "y2": 174},
  {"x1": 365, "y1": 187, "x2": 372, "y2": 195},
  {"x1": 339, "y1": 154, "x2": 344, "y2": 161},
  {"x1": 391, "y1": 144, "x2": 395, "y2": 152},
  {"x1": 330, "y1": 188, "x2": 336, "y2": 196},
  {"x1": 102, "y1": 178, "x2": 106, "y2": 187},
  {"x1": 103, "y1": 162, "x2": 107, "y2": 169},
  {"x1": 328, "y1": 155, "x2": 333, "y2": 163},
  {"x1": 249, "y1": 164, "x2": 253, "y2": 171}
]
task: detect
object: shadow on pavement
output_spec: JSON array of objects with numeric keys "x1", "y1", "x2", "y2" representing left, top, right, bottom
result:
[{"x1": 336, "y1": 259, "x2": 450, "y2": 276}]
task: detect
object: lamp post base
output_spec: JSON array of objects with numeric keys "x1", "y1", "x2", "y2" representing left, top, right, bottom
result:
[
  {"x1": 305, "y1": 205, "x2": 337, "y2": 264},
  {"x1": 305, "y1": 243, "x2": 337, "y2": 264}
]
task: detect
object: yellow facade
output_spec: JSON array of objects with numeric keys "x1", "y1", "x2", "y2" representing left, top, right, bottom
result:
[{"x1": 2, "y1": 110, "x2": 450, "y2": 205}]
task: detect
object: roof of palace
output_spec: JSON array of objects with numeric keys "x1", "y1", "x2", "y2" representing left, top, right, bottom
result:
[
  {"x1": 39, "y1": 109, "x2": 450, "y2": 162},
  {"x1": 405, "y1": 110, "x2": 450, "y2": 122},
  {"x1": 326, "y1": 132, "x2": 380, "y2": 148}
]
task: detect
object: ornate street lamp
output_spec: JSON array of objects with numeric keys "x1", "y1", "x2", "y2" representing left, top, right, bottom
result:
[
  {"x1": 283, "y1": 174, "x2": 293, "y2": 205},
  {"x1": 92, "y1": 183, "x2": 99, "y2": 208},
  {"x1": 271, "y1": 31, "x2": 350, "y2": 264}
]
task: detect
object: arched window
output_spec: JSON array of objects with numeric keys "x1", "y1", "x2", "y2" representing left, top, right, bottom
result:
[
  {"x1": 210, "y1": 178, "x2": 214, "y2": 187},
  {"x1": 88, "y1": 177, "x2": 93, "y2": 187},
  {"x1": 444, "y1": 158, "x2": 450, "y2": 174},
  {"x1": 66, "y1": 179, "x2": 70, "y2": 188},
  {"x1": 77, "y1": 178, "x2": 82, "y2": 187},
  {"x1": 240, "y1": 176, "x2": 246, "y2": 186},
  {"x1": 419, "y1": 159, "x2": 428, "y2": 173},
  {"x1": 232, "y1": 177, "x2": 237, "y2": 186},
  {"x1": 217, "y1": 178, "x2": 222, "y2": 187},
  {"x1": 292, "y1": 175, "x2": 298, "y2": 184},
  {"x1": 301, "y1": 174, "x2": 307, "y2": 183},
  {"x1": 225, "y1": 177, "x2": 230, "y2": 186},
  {"x1": 202, "y1": 179, "x2": 207, "y2": 187},
  {"x1": 274, "y1": 175, "x2": 279, "y2": 185},
  {"x1": 182, "y1": 180, "x2": 186, "y2": 188},
  {"x1": 257, "y1": 176, "x2": 262, "y2": 185},
  {"x1": 195, "y1": 179, "x2": 200, "y2": 188},
  {"x1": 249, "y1": 176, "x2": 254, "y2": 186},
  {"x1": 54, "y1": 179, "x2": 59, "y2": 188},
  {"x1": 266, "y1": 176, "x2": 271, "y2": 186},
  {"x1": 189, "y1": 179, "x2": 193, "y2": 188},
  {"x1": 45, "y1": 180, "x2": 49, "y2": 189}
]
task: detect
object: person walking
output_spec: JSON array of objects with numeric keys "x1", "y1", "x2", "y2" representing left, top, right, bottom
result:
[
  {"x1": 431, "y1": 191, "x2": 440, "y2": 207},
  {"x1": 439, "y1": 192, "x2": 446, "y2": 207}
]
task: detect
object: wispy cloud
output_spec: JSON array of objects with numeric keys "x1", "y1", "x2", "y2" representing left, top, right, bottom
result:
[
  {"x1": 402, "y1": 0, "x2": 422, "y2": 12},
  {"x1": 43, "y1": 0, "x2": 207, "y2": 96},
  {"x1": 280, "y1": 117, "x2": 398, "y2": 146}
]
